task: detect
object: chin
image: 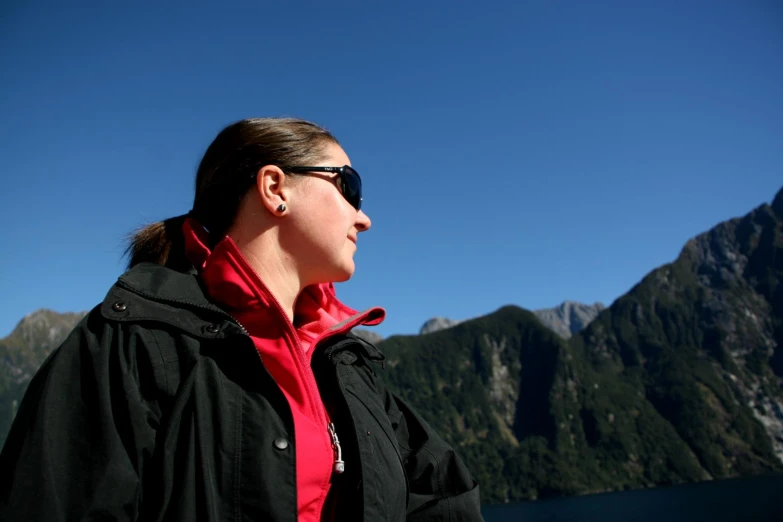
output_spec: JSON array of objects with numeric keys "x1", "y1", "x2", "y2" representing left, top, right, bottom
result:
[
  {"x1": 332, "y1": 260, "x2": 356, "y2": 283},
  {"x1": 333, "y1": 267, "x2": 355, "y2": 283}
]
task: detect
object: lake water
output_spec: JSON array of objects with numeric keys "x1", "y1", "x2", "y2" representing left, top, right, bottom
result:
[{"x1": 481, "y1": 474, "x2": 783, "y2": 522}]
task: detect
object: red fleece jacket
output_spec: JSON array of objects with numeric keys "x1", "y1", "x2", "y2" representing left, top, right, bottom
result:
[{"x1": 182, "y1": 218, "x2": 384, "y2": 522}]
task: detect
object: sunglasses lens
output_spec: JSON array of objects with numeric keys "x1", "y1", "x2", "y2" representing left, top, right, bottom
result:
[{"x1": 342, "y1": 167, "x2": 362, "y2": 210}]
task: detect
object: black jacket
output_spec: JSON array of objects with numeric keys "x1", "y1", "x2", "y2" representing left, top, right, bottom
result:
[{"x1": 0, "y1": 263, "x2": 484, "y2": 521}]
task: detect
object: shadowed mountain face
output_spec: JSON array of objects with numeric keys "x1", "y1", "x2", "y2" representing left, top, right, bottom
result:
[{"x1": 2, "y1": 187, "x2": 782, "y2": 504}]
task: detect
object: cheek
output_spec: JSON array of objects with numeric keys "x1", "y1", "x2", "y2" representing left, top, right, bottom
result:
[
  {"x1": 301, "y1": 189, "x2": 351, "y2": 241},
  {"x1": 315, "y1": 186, "x2": 353, "y2": 227}
]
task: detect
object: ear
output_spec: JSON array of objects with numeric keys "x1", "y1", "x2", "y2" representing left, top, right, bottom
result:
[{"x1": 255, "y1": 165, "x2": 291, "y2": 215}]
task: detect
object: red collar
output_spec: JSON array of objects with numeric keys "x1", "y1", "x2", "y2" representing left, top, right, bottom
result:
[{"x1": 182, "y1": 217, "x2": 384, "y2": 350}]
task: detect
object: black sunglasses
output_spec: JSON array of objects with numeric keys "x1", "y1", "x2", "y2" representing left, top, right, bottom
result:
[{"x1": 283, "y1": 165, "x2": 363, "y2": 210}]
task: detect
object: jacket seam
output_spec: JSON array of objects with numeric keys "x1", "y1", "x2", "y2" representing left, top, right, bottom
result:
[
  {"x1": 421, "y1": 444, "x2": 445, "y2": 499},
  {"x1": 147, "y1": 329, "x2": 170, "y2": 394}
]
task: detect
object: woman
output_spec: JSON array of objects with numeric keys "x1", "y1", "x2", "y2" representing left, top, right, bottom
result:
[{"x1": 0, "y1": 118, "x2": 483, "y2": 521}]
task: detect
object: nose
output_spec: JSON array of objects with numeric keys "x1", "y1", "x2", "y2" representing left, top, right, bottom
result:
[{"x1": 355, "y1": 209, "x2": 371, "y2": 232}]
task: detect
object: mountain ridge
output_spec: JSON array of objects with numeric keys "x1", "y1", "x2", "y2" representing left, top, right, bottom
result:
[{"x1": 354, "y1": 300, "x2": 606, "y2": 342}]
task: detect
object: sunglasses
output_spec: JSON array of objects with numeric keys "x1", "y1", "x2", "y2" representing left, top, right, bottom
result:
[{"x1": 284, "y1": 165, "x2": 363, "y2": 210}]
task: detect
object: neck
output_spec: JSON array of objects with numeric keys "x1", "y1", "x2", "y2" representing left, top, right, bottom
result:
[{"x1": 232, "y1": 230, "x2": 303, "y2": 323}]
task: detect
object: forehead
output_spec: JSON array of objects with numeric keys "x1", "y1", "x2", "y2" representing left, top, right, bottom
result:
[{"x1": 319, "y1": 142, "x2": 351, "y2": 167}]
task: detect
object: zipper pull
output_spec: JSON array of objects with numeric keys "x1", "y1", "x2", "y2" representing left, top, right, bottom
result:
[{"x1": 327, "y1": 422, "x2": 345, "y2": 474}]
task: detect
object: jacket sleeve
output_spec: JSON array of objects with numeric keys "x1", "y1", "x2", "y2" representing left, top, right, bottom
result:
[
  {"x1": 0, "y1": 312, "x2": 159, "y2": 522},
  {"x1": 376, "y1": 377, "x2": 485, "y2": 521}
]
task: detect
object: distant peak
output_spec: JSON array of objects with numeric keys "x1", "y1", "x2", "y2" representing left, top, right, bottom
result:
[
  {"x1": 533, "y1": 300, "x2": 605, "y2": 338},
  {"x1": 5, "y1": 309, "x2": 87, "y2": 343},
  {"x1": 17, "y1": 309, "x2": 64, "y2": 328},
  {"x1": 552, "y1": 301, "x2": 605, "y2": 312},
  {"x1": 23, "y1": 308, "x2": 56, "y2": 319},
  {"x1": 19, "y1": 308, "x2": 83, "y2": 323},
  {"x1": 419, "y1": 317, "x2": 462, "y2": 335}
]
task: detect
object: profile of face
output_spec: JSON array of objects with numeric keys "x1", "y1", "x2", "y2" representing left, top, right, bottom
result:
[{"x1": 257, "y1": 142, "x2": 372, "y2": 286}]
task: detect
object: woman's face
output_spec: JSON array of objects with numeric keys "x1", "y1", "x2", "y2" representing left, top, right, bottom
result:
[{"x1": 283, "y1": 142, "x2": 372, "y2": 285}]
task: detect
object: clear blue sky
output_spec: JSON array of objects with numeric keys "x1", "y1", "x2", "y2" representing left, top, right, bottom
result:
[{"x1": 1, "y1": 1, "x2": 781, "y2": 339}]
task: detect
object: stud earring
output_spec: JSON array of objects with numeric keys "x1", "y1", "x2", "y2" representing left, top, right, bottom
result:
[{"x1": 277, "y1": 204, "x2": 286, "y2": 213}]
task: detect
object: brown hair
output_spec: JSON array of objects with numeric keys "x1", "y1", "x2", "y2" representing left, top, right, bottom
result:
[{"x1": 125, "y1": 117, "x2": 338, "y2": 270}]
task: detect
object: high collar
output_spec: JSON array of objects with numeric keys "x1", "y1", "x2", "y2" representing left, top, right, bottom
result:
[{"x1": 181, "y1": 217, "x2": 384, "y2": 350}]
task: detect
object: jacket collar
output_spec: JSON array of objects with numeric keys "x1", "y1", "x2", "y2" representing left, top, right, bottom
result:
[
  {"x1": 117, "y1": 262, "x2": 214, "y2": 308},
  {"x1": 99, "y1": 262, "x2": 237, "y2": 338},
  {"x1": 100, "y1": 220, "x2": 386, "y2": 346}
]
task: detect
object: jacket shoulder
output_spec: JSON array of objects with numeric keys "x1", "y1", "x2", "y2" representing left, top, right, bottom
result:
[{"x1": 47, "y1": 303, "x2": 159, "y2": 375}]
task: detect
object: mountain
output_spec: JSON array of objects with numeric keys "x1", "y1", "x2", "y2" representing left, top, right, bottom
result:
[
  {"x1": 379, "y1": 185, "x2": 783, "y2": 502},
  {"x1": 417, "y1": 301, "x2": 605, "y2": 338},
  {"x1": 420, "y1": 316, "x2": 463, "y2": 335},
  {"x1": 533, "y1": 301, "x2": 605, "y2": 339},
  {"x1": 0, "y1": 309, "x2": 87, "y2": 446}
]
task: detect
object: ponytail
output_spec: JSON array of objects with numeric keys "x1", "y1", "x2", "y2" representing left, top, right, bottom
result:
[{"x1": 125, "y1": 213, "x2": 190, "y2": 270}]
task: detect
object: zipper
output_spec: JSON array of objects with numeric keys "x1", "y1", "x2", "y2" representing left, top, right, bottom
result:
[
  {"x1": 256, "y1": 283, "x2": 345, "y2": 481},
  {"x1": 324, "y1": 339, "x2": 355, "y2": 362},
  {"x1": 247, "y1": 279, "x2": 331, "y2": 427},
  {"x1": 318, "y1": 339, "x2": 363, "y2": 476},
  {"x1": 220, "y1": 262, "x2": 347, "y2": 485},
  {"x1": 327, "y1": 422, "x2": 345, "y2": 473}
]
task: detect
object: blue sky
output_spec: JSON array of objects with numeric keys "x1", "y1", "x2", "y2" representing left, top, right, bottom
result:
[{"x1": 1, "y1": 1, "x2": 781, "y2": 339}]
